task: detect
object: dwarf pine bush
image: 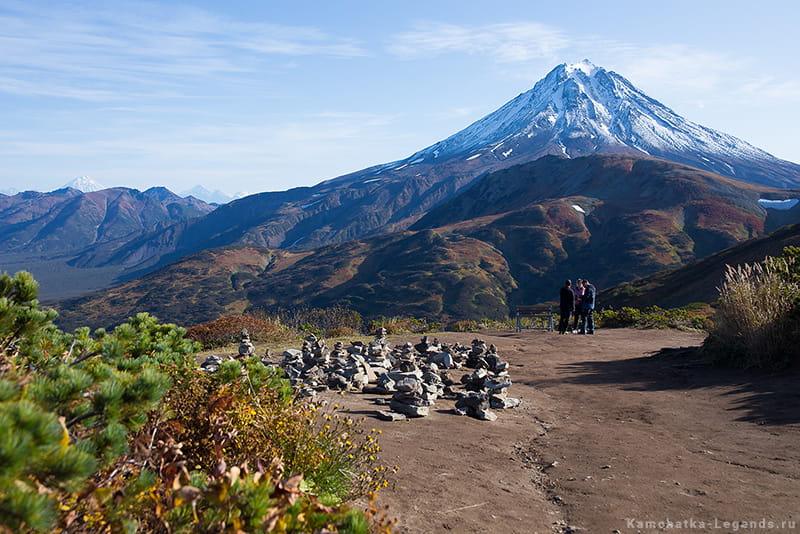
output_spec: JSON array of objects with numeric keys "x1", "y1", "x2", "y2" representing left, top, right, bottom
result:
[{"x1": 0, "y1": 271, "x2": 393, "y2": 533}]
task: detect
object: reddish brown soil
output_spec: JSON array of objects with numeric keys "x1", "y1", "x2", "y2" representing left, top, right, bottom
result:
[{"x1": 327, "y1": 328, "x2": 800, "y2": 533}]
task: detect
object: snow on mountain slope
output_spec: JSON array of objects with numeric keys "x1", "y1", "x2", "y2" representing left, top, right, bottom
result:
[{"x1": 397, "y1": 60, "x2": 799, "y2": 187}]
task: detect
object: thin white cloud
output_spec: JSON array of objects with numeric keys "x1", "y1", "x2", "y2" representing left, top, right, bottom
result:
[
  {"x1": 734, "y1": 76, "x2": 800, "y2": 102},
  {"x1": 0, "y1": 1, "x2": 367, "y2": 101},
  {"x1": 388, "y1": 22, "x2": 569, "y2": 62},
  {"x1": 387, "y1": 21, "x2": 798, "y2": 103},
  {"x1": 613, "y1": 45, "x2": 743, "y2": 93}
]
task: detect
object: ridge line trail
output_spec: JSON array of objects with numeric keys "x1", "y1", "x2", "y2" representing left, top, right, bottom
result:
[{"x1": 330, "y1": 329, "x2": 800, "y2": 533}]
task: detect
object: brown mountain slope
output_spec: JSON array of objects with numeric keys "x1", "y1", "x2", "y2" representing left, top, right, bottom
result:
[
  {"x1": 51, "y1": 247, "x2": 300, "y2": 331},
  {"x1": 602, "y1": 223, "x2": 800, "y2": 309},
  {"x1": 51, "y1": 231, "x2": 516, "y2": 330},
  {"x1": 414, "y1": 154, "x2": 800, "y2": 305}
]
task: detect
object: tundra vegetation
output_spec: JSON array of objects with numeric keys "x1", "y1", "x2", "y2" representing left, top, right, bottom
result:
[{"x1": 0, "y1": 271, "x2": 393, "y2": 534}]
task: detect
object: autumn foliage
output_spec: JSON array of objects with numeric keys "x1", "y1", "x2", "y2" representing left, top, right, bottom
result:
[{"x1": 0, "y1": 271, "x2": 393, "y2": 533}]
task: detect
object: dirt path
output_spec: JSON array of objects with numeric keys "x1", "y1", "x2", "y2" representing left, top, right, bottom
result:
[{"x1": 327, "y1": 328, "x2": 800, "y2": 533}]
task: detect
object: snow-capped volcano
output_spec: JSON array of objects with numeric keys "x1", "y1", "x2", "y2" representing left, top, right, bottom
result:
[
  {"x1": 61, "y1": 176, "x2": 106, "y2": 192},
  {"x1": 405, "y1": 60, "x2": 800, "y2": 188}
]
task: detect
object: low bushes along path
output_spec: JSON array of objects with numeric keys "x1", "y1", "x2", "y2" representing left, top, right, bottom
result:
[{"x1": 327, "y1": 328, "x2": 799, "y2": 533}]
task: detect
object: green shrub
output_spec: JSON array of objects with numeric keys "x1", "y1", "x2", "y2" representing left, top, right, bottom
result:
[
  {"x1": 596, "y1": 305, "x2": 711, "y2": 330},
  {"x1": 0, "y1": 271, "x2": 393, "y2": 533},
  {"x1": 366, "y1": 316, "x2": 441, "y2": 335},
  {"x1": 0, "y1": 272, "x2": 198, "y2": 532}
]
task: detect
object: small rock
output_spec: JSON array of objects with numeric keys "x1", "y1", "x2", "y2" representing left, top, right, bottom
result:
[
  {"x1": 389, "y1": 399, "x2": 429, "y2": 417},
  {"x1": 376, "y1": 410, "x2": 407, "y2": 421}
]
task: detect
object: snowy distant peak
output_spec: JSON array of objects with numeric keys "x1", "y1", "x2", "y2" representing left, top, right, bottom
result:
[
  {"x1": 180, "y1": 185, "x2": 228, "y2": 204},
  {"x1": 62, "y1": 176, "x2": 106, "y2": 192}
]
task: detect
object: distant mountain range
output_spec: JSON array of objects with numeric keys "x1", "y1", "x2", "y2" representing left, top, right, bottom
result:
[
  {"x1": 51, "y1": 154, "x2": 800, "y2": 330},
  {"x1": 0, "y1": 186, "x2": 214, "y2": 258},
  {"x1": 0, "y1": 187, "x2": 215, "y2": 299},
  {"x1": 1, "y1": 177, "x2": 242, "y2": 205},
  {"x1": 10, "y1": 60, "x2": 800, "y2": 327}
]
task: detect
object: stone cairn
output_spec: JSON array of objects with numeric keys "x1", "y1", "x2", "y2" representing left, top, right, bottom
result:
[
  {"x1": 265, "y1": 329, "x2": 521, "y2": 422},
  {"x1": 197, "y1": 328, "x2": 520, "y2": 421},
  {"x1": 237, "y1": 329, "x2": 255, "y2": 359},
  {"x1": 197, "y1": 329, "x2": 258, "y2": 373}
]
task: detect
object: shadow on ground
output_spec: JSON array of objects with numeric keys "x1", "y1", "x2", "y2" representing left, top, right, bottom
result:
[{"x1": 532, "y1": 346, "x2": 800, "y2": 425}]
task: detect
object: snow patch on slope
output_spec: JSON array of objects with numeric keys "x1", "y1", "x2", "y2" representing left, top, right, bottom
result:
[{"x1": 758, "y1": 198, "x2": 799, "y2": 210}]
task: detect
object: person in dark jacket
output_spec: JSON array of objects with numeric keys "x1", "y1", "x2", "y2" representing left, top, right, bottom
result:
[
  {"x1": 558, "y1": 280, "x2": 575, "y2": 334},
  {"x1": 579, "y1": 280, "x2": 596, "y2": 334},
  {"x1": 571, "y1": 279, "x2": 584, "y2": 332}
]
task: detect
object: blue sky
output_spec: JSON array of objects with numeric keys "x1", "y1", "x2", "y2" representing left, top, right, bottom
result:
[{"x1": 1, "y1": 0, "x2": 798, "y2": 196}]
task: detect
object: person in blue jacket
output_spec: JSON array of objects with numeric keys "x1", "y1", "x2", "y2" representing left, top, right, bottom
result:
[{"x1": 579, "y1": 279, "x2": 596, "y2": 334}]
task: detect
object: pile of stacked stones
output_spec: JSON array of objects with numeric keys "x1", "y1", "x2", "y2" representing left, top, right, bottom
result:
[
  {"x1": 270, "y1": 329, "x2": 521, "y2": 422},
  {"x1": 198, "y1": 328, "x2": 520, "y2": 421},
  {"x1": 198, "y1": 329, "x2": 258, "y2": 373}
]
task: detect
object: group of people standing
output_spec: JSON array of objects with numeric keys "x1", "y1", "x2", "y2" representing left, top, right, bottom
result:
[{"x1": 558, "y1": 279, "x2": 596, "y2": 335}]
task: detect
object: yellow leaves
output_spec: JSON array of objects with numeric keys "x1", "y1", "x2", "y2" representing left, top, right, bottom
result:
[
  {"x1": 173, "y1": 485, "x2": 201, "y2": 507},
  {"x1": 57, "y1": 415, "x2": 70, "y2": 452}
]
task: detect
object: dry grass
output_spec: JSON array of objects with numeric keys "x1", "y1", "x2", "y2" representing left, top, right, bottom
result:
[{"x1": 706, "y1": 256, "x2": 800, "y2": 368}]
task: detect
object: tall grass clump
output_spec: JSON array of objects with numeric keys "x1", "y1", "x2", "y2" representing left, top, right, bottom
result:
[
  {"x1": 262, "y1": 305, "x2": 365, "y2": 338},
  {"x1": 365, "y1": 316, "x2": 441, "y2": 335},
  {"x1": 704, "y1": 253, "x2": 800, "y2": 369}
]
